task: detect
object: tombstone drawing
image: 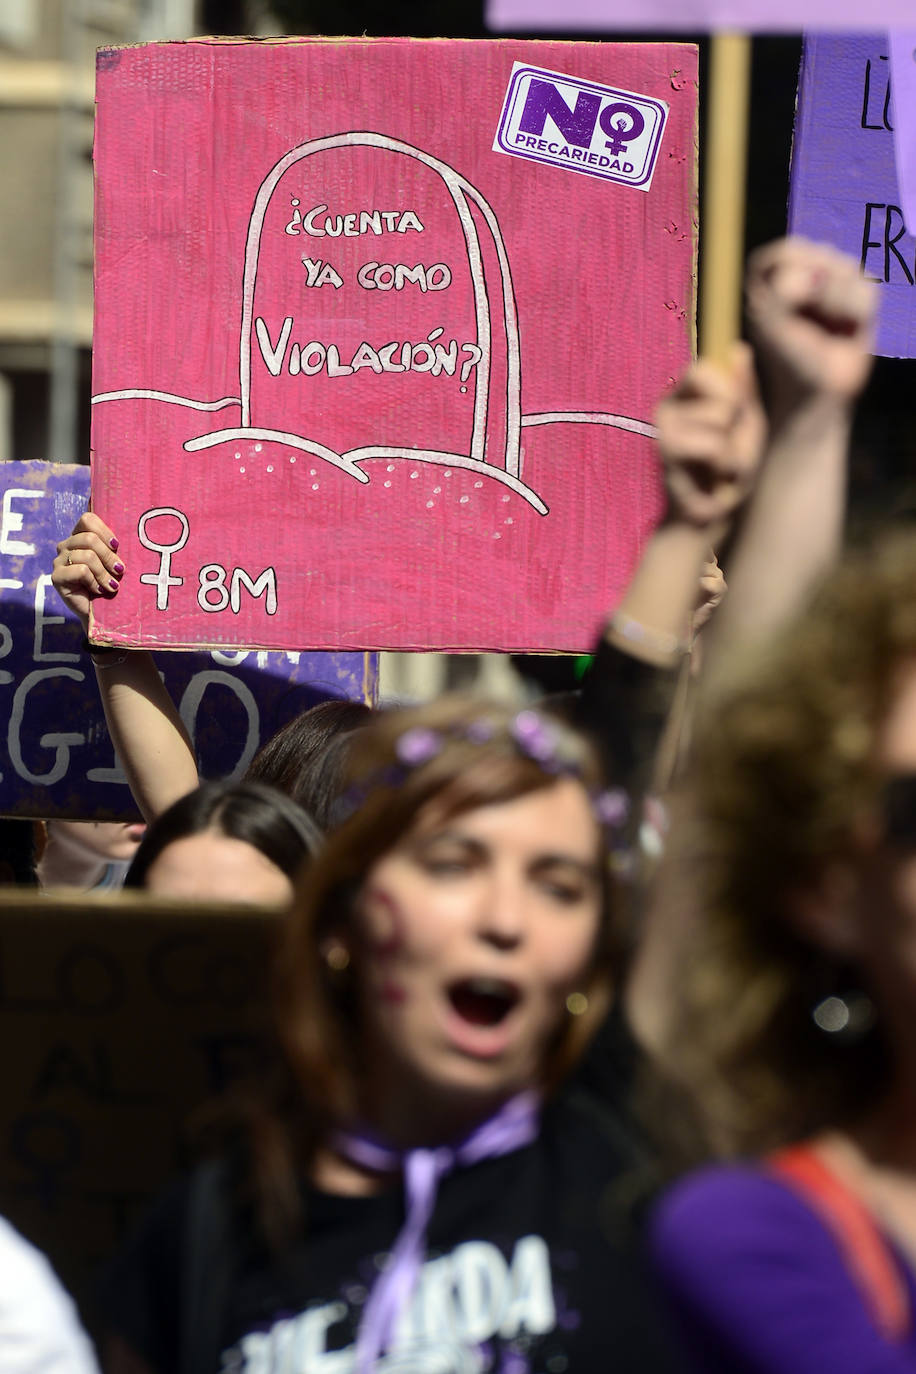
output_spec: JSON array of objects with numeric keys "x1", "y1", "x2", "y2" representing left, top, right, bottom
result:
[{"x1": 94, "y1": 129, "x2": 667, "y2": 516}]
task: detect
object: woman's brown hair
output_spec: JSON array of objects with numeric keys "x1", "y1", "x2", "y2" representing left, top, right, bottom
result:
[
  {"x1": 249, "y1": 697, "x2": 619, "y2": 1239},
  {"x1": 659, "y1": 532, "x2": 916, "y2": 1159}
]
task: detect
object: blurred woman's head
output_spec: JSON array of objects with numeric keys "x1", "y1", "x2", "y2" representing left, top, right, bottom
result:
[
  {"x1": 275, "y1": 696, "x2": 625, "y2": 1142},
  {"x1": 125, "y1": 780, "x2": 321, "y2": 905},
  {"x1": 663, "y1": 532, "x2": 916, "y2": 1156}
]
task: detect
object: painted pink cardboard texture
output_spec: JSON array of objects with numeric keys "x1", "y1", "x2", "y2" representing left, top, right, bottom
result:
[{"x1": 91, "y1": 38, "x2": 696, "y2": 652}]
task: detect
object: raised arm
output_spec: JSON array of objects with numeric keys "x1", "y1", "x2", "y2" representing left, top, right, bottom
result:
[
  {"x1": 572, "y1": 349, "x2": 766, "y2": 1104},
  {"x1": 577, "y1": 343, "x2": 766, "y2": 798},
  {"x1": 52, "y1": 512, "x2": 199, "y2": 822},
  {"x1": 626, "y1": 240, "x2": 877, "y2": 1055},
  {"x1": 608, "y1": 344, "x2": 764, "y2": 669},
  {"x1": 702, "y1": 236, "x2": 877, "y2": 687}
]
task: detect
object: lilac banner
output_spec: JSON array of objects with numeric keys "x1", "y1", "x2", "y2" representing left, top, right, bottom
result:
[
  {"x1": 487, "y1": 0, "x2": 916, "y2": 31},
  {"x1": 789, "y1": 34, "x2": 916, "y2": 359},
  {"x1": 890, "y1": 32, "x2": 916, "y2": 238},
  {"x1": 0, "y1": 462, "x2": 377, "y2": 819}
]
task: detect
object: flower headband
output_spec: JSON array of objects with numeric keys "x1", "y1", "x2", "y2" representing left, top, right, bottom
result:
[{"x1": 332, "y1": 709, "x2": 631, "y2": 862}]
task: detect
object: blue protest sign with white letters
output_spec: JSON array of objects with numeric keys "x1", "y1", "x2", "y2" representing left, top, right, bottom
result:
[{"x1": 0, "y1": 462, "x2": 377, "y2": 818}]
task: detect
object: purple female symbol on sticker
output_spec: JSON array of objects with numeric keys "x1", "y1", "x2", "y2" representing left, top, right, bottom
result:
[{"x1": 599, "y1": 103, "x2": 645, "y2": 155}]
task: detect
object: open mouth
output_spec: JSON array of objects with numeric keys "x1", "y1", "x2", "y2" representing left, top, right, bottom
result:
[{"x1": 448, "y1": 978, "x2": 520, "y2": 1027}]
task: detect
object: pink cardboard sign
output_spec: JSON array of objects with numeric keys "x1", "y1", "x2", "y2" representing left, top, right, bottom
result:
[{"x1": 91, "y1": 38, "x2": 696, "y2": 652}]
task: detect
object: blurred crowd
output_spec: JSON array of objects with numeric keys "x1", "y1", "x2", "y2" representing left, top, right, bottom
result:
[{"x1": 3, "y1": 235, "x2": 915, "y2": 1373}]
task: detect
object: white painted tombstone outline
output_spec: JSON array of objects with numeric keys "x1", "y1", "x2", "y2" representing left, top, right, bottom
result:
[{"x1": 93, "y1": 131, "x2": 659, "y2": 517}]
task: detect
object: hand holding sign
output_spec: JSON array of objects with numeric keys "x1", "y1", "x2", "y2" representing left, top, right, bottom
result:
[
  {"x1": 656, "y1": 345, "x2": 766, "y2": 535},
  {"x1": 53, "y1": 514, "x2": 125, "y2": 637},
  {"x1": 1, "y1": 462, "x2": 377, "y2": 820},
  {"x1": 745, "y1": 237, "x2": 877, "y2": 415},
  {"x1": 52, "y1": 520, "x2": 198, "y2": 823}
]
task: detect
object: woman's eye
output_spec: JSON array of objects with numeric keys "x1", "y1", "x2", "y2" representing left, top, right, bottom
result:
[
  {"x1": 540, "y1": 879, "x2": 585, "y2": 905},
  {"x1": 422, "y1": 853, "x2": 471, "y2": 875}
]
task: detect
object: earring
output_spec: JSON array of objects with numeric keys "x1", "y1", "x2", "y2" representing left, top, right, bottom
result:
[
  {"x1": 324, "y1": 942, "x2": 351, "y2": 973},
  {"x1": 566, "y1": 992, "x2": 589, "y2": 1016},
  {"x1": 812, "y1": 990, "x2": 875, "y2": 1041}
]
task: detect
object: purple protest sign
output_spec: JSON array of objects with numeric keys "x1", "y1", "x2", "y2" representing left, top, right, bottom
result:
[
  {"x1": 789, "y1": 34, "x2": 916, "y2": 360},
  {"x1": 890, "y1": 32, "x2": 916, "y2": 239},
  {"x1": 487, "y1": 0, "x2": 916, "y2": 31},
  {"x1": 0, "y1": 462, "x2": 377, "y2": 819}
]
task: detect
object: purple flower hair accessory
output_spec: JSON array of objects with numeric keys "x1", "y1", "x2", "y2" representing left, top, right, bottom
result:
[
  {"x1": 334, "y1": 709, "x2": 609, "y2": 828},
  {"x1": 509, "y1": 709, "x2": 559, "y2": 764},
  {"x1": 593, "y1": 788, "x2": 630, "y2": 829},
  {"x1": 395, "y1": 727, "x2": 443, "y2": 767},
  {"x1": 465, "y1": 717, "x2": 497, "y2": 744}
]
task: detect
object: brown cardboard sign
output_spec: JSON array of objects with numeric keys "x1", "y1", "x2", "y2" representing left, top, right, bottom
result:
[{"x1": 0, "y1": 893, "x2": 279, "y2": 1323}]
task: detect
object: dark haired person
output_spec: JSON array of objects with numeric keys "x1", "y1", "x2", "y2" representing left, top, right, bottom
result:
[
  {"x1": 246, "y1": 698, "x2": 372, "y2": 828},
  {"x1": 124, "y1": 780, "x2": 320, "y2": 903}
]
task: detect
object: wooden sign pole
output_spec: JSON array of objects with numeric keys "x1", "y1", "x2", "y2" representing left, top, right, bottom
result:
[{"x1": 699, "y1": 33, "x2": 752, "y2": 363}]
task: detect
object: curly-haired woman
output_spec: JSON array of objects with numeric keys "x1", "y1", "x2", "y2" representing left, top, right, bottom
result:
[{"x1": 652, "y1": 533, "x2": 916, "y2": 1371}]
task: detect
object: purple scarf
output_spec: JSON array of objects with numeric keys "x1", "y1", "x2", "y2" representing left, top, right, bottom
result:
[{"x1": 333, "y1": 1090, "x2": 541, "y2": 1371}]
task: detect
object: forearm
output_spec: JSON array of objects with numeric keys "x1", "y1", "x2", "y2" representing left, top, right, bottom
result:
[
  {"x1": 705, "y1": 236, "x2": 874, "y2": 677},
  {"x1": 705, "y1": 396, "x2": 852, "y2": 680},
  {"x1": 94, "y1": 650, "x2": 198, "y2": 822},
  {"x1": 605, "y1": 521, "x2": 712, "y2": 666},
  {"x1": 578, "y1": 521, "x2": 708, "y2": 796}
]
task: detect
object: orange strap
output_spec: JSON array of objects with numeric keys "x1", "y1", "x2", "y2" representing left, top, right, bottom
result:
[{"x1": 769, "y1": 1144, "x2": 910, "y2": 1342}]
